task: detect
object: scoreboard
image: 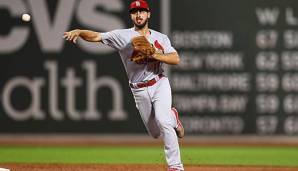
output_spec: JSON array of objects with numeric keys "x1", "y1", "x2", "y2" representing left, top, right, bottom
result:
[{"x1": 170, "y1": 0, "x2": 298, "y2": 135}]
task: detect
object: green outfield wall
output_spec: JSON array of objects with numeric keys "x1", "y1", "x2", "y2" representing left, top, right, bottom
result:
[{"x1": 1, "y1": 0, "x2": 298, "y2": 135}]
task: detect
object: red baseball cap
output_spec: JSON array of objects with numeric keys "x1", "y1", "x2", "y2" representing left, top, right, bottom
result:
[{"x1": 129, "y1": 0, "x2": 150, "y2": 12}]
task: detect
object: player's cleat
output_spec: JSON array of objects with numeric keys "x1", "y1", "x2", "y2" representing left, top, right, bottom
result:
[
  {"x1": 168, "y1": 167, "x2": 183, "y2": 171},
  {"x1": 171, "y1": 107, "x2": 184, "y2": 138}
]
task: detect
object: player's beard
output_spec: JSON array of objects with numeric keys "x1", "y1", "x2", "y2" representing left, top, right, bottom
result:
[{"x1": 134, "y1": 18, "x2": 149, "y2": 29}]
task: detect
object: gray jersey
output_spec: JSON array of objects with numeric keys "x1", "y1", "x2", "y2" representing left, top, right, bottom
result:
[{"x1": 101, "y1": 28, "x2": 176, "y2": 83}]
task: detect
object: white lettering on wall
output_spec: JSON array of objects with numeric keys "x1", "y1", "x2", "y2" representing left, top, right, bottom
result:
[
  {"x1": 1, "y1": 60, "x2": 127, "y2": 121},
  {"x1": 172, "y1": 31, "x2": 233, "y2": 49},
  {"x1": 0, "y1": 0, "x2": 124, "y2": 54},
  {"x1": 256, "y1": 7, "x2": 279, "y2": 25}
]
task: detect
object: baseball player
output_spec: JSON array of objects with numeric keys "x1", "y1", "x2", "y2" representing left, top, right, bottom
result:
[{"x1": 63, "y1": 1, "x2": 184, "y2": 170}]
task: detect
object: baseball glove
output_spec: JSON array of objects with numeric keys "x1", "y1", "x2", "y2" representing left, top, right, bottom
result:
[{"x1": 131, "y1": 36, "x2": 156, "y2": 64}]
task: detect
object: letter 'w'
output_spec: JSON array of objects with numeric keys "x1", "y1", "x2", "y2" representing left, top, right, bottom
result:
[{"x1": 256, "y1": 7, "x2": 279, "y2": 25}]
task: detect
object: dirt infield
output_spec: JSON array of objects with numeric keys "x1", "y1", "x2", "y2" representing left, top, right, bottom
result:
[
  {"x1": 1, "y1": 135, "x2": 298, "y2": 147},
  {"x1": 1, "y1": 164, "x2": 298, "y2": 171}
]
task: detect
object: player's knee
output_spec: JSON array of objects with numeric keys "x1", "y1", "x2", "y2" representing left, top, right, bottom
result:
[
  {"x1": 152, "y1": 134, "x2": 160, "y2": 139},
  {"x1": 157, "y1": 119, "x2": 172, "y2": 130},
  {"x1": 149, "y1": 130, "x2": 161, "y2": 139}
]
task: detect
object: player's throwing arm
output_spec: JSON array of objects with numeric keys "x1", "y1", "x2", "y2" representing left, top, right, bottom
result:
[{"x1": 63, "y1": 29, "x2": 102, "y2": 43}]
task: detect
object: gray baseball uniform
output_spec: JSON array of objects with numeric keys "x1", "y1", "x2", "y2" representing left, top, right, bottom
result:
[{"x1": 101, "y1": 28, "x2": 184, "y2": 170}]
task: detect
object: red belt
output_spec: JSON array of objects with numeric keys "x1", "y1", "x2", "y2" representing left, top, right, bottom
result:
[{"x1": 130, "y1": 74, "x2": 164, "y2": 89}]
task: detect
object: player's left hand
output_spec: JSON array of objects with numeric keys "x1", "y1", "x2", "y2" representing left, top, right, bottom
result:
[{"x1": 131, "y1": 36, "x2": 156, "y2": 64}]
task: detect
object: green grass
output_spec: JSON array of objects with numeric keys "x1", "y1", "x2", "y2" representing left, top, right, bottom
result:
[
  {"x1": 0, "y1": 146, "x2": 298, "y2": 167},
  {"x1": 181, "y1": 146, "x2": 298, "y2": 166}
]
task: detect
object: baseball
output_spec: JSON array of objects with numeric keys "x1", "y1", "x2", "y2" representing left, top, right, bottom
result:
[{"x1": 22, "y1": 13, "x2": 31, "y2": 22}]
